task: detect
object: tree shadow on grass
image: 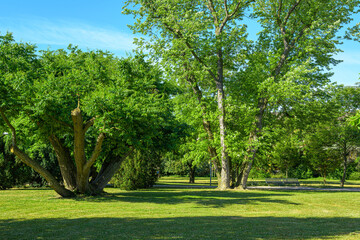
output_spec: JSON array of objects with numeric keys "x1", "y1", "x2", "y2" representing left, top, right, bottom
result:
[
  {"x1": 1, "y1": 216, "x2": 359, "y2": 240},
  {"x1": 70, "y1": 190, "x2": 299, "y2": 208},
  {"x1": 5, "y1": 187, "x2": 53, "y2": 191}
]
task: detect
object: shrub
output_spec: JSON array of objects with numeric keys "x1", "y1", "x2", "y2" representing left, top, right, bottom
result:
[
  {"x1": 112, "y1": 150, "x2": 160, "y2": 190},
  {"x1": 349, "y1": 172, "x2": 360, "y2": 180}
]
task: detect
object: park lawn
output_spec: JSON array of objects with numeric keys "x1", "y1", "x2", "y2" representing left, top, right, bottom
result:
[
  {"x1": 156, "y1": 176, "x2": 360, "y2": 188},
  {"x1": 1, "y1": 187, "x2": 360, "y2": 240},
  {"x1": 156, "y1": 175, "x2": 218, "y2": 186}
]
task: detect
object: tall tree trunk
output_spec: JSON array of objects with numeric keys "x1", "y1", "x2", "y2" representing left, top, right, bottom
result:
[
  {"x1": 208, "y1": 146, "x2": 221, "y2": 185},
  {"x1": 216, "y1": 48, "x2": 230, "y2": 190},
  {"x1": 286, "y1": 166, "x2": 289, "y2": 179},
  {"x1": 71, "y1": 107, "x2": 88, "y2": 193},
  {"x1": 233, "y1": 161, "x2": 247, "y2": 188},
  {"x1": 48, "y1": 134, "x2": 77, "y2": 190},
  {"x1": 341, "y1": 162, "x2": 347, "y2": 188},
  {"x1": 239, "y1": 98, "x2": 266, "y2": 190},
  {"x1": 240, "y1": 146, "x2": 256, "y2": 190},
  {"x1": 187, "y1": 76, "x2": 222, "y2": 183},
  {"x1": 187, "y1": 161, "x2": 196, "y2": 183},
  {"x1": 323, "y1": 168, "x2": 327, "y2": 185},
  {"x1": 341, "y1": 152, "x2": 348, "y2": 188},
  {"x1": 71, "y1": 107, "x2": 105, "y2": 194}
]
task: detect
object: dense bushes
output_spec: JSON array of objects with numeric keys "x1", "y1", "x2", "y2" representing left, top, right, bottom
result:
[
  {"x1": 0, "y1": 137, "x2": 62, "y2": 189},
  {"x1": 112, "y1": 150, "x2": 160, "y2": 190},
  {"x1": 349, "y1": 172, "x2": 360, "y2": 180}
]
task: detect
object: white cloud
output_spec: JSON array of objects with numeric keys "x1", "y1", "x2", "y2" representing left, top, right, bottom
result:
[{"x1": 0, "y1": 17, "x2": 135, "y2": 53}]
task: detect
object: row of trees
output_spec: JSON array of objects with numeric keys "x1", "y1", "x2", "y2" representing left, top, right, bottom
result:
[
  {"x1": 123, "y1": 0, "x2": 360, "y2": 189},
  {"x1": 163, "y1": 84, "x2": 360, "y2": 187},
  {"x1": 1, "y1": 0, "x2": 360, "y2": 197}
]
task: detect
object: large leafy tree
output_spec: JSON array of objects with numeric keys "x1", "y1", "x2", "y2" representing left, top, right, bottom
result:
[
  {"x1": 124, "y1": 0, "x2": 252, "y2": 189},
  {"x1": 231, "y1": 0, "x2": 359, "y2": 189},
  {"x1": 124, "y1": 0, "x2": 359, "y2": 190},
  {"x1": 172, "y1": 86, "x2": 216, "y2": 183},
  {"x1": 0, "y1": 33, "x2": 178, "y2": 197}
]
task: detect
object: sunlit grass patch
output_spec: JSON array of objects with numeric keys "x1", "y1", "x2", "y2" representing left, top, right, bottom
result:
[{"x1": 1, "y1": 187, "x2": 360, "y2": 239}]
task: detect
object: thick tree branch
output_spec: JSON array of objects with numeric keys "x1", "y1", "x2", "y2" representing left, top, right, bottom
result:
[
  {"x1": 84, "y1": 132, "x2": 105, "y2": 171},
  {"x1": 290, "y1": 23, "x2": 312, "y2": 47},
  {"x1": 207, "y1": 0, "x2": 219, "y2": 26},
  {"x1": 161, "y1": 22, "x2": 218, "y2": 81},
  {"x1": 278, "y1": 0, "x2": 283, "y2": 16},
  {"x1": 219, "y1": 0, "x2": 248, "y2": 34},
  {"x1": 0, "y1": 108, "x2": 17, "y2": 146},
  {"x1": 11, "y1": 144, "x2": 74, "y2": 197},
  {"x1": 90, "y1": 146, "x2": 135, "y2": 193},
  {"x1": 0, "y1": 108, "x2": 73, "y2": 197},
  {"x1": 46, "y1": 114, "x2": 73, "y2": 130},
  {"x1": 283, "y1": 0, "x2": 302, "y2": 28},
  {"x1": 48, "y1": 134, "x2": 77, "y2": 190},
  {"x1": 84, "y1": 117, "x2": 96, "y2": 133},
  {"x1": 183, "y1": 60, "x2": 221, "y2": 180},
  {"x1": 71, "y1": 107, "x2": 86, "y2": 168}
]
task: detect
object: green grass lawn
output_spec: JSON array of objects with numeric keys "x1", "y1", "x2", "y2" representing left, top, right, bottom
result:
[
  {"x1": 1, "y1": 184, "x2": 360, "y2": 240},
  {"x1": 156, "y1": 175, "x2": 218, "y2": 186},
  {"x1": 156, "y1": 175, "x2": 360, "y2": 188}
]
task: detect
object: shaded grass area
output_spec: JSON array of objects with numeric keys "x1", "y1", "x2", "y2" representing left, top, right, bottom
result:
[
  {"x1": 1, "y1": 216, "x2": 360, "y2": 240},
  {"x1": 156, "y1": 176, "x2": 360, "y2": 188},
  {"x1": 1, "y1": 187, "x2": 360, "y2": 239},
  {"x1": 156, "y1": 176, "x2": 218, "y2": 186}
]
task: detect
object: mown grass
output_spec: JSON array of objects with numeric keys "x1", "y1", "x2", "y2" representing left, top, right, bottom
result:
[
  {"x1": 157, "y1": 175, "x2": 360, "y2": 188},
  {"x1": 156, "y1": 176, "x2": 217, "y2": 186},
  {"x1": 1, "y1": 184, "x2": 360, "y2": 240}
]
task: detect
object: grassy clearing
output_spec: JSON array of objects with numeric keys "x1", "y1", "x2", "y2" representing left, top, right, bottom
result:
[
  {"x1": 157, "y1": 176, "x2": 360, "y2": 188},
  {"x1": 156, "y1": 176, "x2": 218, "y2": 186},
  {"x1": 1, "y1": 185, "x2": 360, "y2": 240}
]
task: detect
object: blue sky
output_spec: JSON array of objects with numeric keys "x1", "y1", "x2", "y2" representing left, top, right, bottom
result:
[{"x1": 1, "y1": 0, "x2": 359, "y2": 86}]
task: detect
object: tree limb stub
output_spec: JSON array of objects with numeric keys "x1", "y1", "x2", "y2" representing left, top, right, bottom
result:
[
  {"x1": 84, "y1": 132, "x2": 106, "y2": 172},
  {"x1": 71, "y1": 107, "x2": 86, "y2": 169},
  {"x1": 84, "y1": 117, "x2": 96, "y2": 133}
]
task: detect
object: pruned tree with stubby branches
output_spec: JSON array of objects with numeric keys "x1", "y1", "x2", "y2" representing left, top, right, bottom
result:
[{"x1": 0, "y1": 33, "x2": 180, "y2": 197}]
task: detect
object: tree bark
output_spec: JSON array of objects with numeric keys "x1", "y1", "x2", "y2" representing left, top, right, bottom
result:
[
  {"x1": 238, "y1": 1, "x2": 305, "y2": 189},
  {"x1": 341, "y1": 147, "x2": 348, "y2": 187},
  {"x1": 11, "y1": 145, "x2": 75, "y2": 197},
  {"x1": 90, "y1": 148, "x2": 134, "y2": 194},
  {"x1": 71, "y1": 107, "x2": 105, "y2": 194},
  {"x1": 187, "y1": 75, "x2": 222, "y2": 185},
  {"x1": 1, "y1": 108, "x2": 74, "y2": 197},
  {"x1": 239, "y1": 97, "x2": 266, "y2": 190},
  {"x1": 208, "y1": 146, "x2": 221, "y2": 186},
  {"x1": 71, "y1": 107, "x2": 88, "y2": 193},
  {"x1": 187, "y1": 161, "x2": 196, "y2": 183},
  {"x1": 341, "y1": 161, "x2": 347, "y2": 187},
  {"x1": 234, "y1": 161, "x2": 247, "y2": 188},
  {"x1": 48, "y1": 134, "x2": 77, "y2": 190},
  {"x1": 216, "y1": 48, "x2": 230, "y2": 190}
]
